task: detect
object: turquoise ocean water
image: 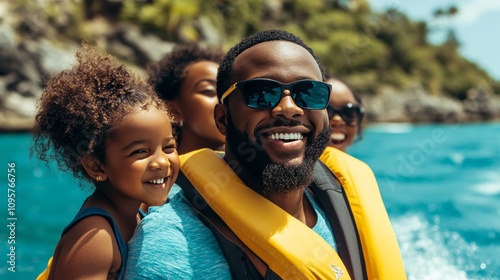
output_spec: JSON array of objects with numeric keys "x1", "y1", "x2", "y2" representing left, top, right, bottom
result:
[{"x1": 0, "y1": 122, "x2": 499, "y2": 279}]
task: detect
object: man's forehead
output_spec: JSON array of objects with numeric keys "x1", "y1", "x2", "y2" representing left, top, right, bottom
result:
[
  {"x1": 236, "y1": 41, "x2": 310, "y2": 63},
  {"x1": 232, "y1": 41, "x2": 321, "y2": 81}
]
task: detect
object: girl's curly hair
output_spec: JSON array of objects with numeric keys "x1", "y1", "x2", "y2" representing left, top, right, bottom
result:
[{"x1": 32, "y1": 44, "x2": 170, "y2": 185}]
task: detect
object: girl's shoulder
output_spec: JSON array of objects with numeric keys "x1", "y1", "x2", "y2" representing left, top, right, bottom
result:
[
  {"x1": 61, "y1": 206, "x2": 120, "y2": 251},
  {"x1": 48, "y1": 207, "x2": 126, "y2": 278},
  {"x1": 59, "y1": 212, "x2": 118, "y2": 254},
  {"x1": 51, "y1": 211, "x2": 122, "y2": 279}
]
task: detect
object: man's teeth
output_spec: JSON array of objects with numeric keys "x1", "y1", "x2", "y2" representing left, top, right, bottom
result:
[
  {"x1": 331, "y1": 133, "x2": 346, "y2": 141},
  {"x1": 149, "y1": 178, "x2": 165, "y2": 184},
  {"x1": 269, "y1": 133, "x2": 304, "y2": 140}
]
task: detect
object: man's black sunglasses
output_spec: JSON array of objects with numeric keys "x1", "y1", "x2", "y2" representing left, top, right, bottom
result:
[
  {"x1": 327, "y1": 103, "x2": 365, "y2": 126},
  {"x1": 220, "y1": 78, "x2": 331, "y2": 110}
]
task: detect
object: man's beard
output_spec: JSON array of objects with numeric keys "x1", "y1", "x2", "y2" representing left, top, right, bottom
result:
[{"x1": 225, "y1": 113, "x2": 330, "y2": 194}]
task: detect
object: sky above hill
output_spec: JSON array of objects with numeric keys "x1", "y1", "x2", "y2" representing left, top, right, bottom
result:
[{"x1": 368, "y1": 0, "x2": 500, "y2": 80}]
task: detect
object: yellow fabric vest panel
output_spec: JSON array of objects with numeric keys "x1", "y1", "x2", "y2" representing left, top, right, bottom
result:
[
  {"x1": 181, "y1": 147, "x2": 406, "y2": 280},
  {"x1": 180, "y1": 148, "x2": 350, "y2": 280},
  {"x1": 319, "y1": 147, "x2": 406, "y2": 280}
]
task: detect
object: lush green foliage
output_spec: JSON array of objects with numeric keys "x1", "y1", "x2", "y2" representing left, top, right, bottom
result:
[
  {"x1": 119, "y1": 0, "x2": 497, "y2": 98},
  {"x1": 14, "y1": 0, "x2": 496, "y2": 99}
]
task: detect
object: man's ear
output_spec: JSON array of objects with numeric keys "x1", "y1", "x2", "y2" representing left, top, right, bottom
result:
[
  {"x1": 214, "y1": 103, "x2": 227, "y2": 135},
  {"x1": 81, "y1": 155, "x2": 106, "y2": 182}
]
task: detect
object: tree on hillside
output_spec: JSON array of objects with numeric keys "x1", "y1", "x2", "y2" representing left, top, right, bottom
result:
[{"x1": 12, "y1": 0, "x2": 497, "y2": 98}]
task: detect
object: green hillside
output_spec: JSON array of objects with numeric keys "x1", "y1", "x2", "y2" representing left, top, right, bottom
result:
[
  {"x1": 115, "y1": 0, "x2": 499, "y2": 99},
  {"x1": 12, "y1": 0, "x2": 499, "y2": 98},
  {"x1": 3, "y1": 0, "x2": 499, "y2": 130}
]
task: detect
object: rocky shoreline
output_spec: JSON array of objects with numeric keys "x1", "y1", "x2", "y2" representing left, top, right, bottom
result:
[
  {"x1": 3, "y1": 83, "x2": 499, "y2": 132},
  {"x1": 1, "y1": 10, "x2": 500, "y2": 132}
]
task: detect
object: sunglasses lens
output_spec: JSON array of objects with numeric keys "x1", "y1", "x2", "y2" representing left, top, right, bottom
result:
[
  {"x1": 292, "y1": 81, "x2": 330, "y2": 109},
  {"x1": 328, "y1": 104, "x2": 362, "y2": 125},
  {"x1": 239, "y1": 79, "x2": 330, "y2": 109},
  {"x1": 241, "y1": 80, "x2": 281, "y2": 109},
  {"x1": 340, "y1": 107, "x2": 357, "y2": 124}
]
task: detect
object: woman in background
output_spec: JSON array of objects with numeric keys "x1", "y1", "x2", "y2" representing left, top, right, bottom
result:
[
  {"x1": 148, "y1": 44, "x2": 225, "y2": 154},
  {"x1": 326, "y1": 77, "x2": 365, "y2": 152}
]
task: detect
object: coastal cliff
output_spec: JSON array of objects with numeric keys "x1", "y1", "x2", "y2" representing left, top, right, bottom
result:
[{"x1": 1, "y1": 1, "x2": 499, "y2": 131}]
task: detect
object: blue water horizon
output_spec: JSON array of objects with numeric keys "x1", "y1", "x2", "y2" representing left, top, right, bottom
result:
[
  {"x1": 1, "y1": 122, "x2": 499, "y2": 279},
  {"x1": 349, "y1": 122, "x2": 500, "y2": 280}
]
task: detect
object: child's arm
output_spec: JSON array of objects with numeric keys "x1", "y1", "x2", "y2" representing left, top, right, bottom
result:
[{"x1": 48, "y1": 216, "x2": 121, "y2": 279}]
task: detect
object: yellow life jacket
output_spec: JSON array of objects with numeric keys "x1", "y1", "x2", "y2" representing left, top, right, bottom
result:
[
  {"x1": 319, "y1": 147, "x2": 406, "y2": 279},
  {"x1": 179, "y1": 147, "x2": 406, "y2": 280},
  {"x1": 37, "y1": 147, "x2": 406, "y2": 280}
]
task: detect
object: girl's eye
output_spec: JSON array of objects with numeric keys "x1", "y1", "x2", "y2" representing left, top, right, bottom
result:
[
  {"x1": 163, "y1": 145, "x2": 177, "y2": 153},
  {"x1": 130, "y1": 149, "x2": 147, "y2": 156}
]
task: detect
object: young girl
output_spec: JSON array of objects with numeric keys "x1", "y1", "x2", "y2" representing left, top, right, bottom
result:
[{"x1": 33, "y1": 45, "x2": 179, "y2": 279}]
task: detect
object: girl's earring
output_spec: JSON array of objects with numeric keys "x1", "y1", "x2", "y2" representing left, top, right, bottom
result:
[{"x1": 95, "y1": 175, "x2": 105, "y2": 182}]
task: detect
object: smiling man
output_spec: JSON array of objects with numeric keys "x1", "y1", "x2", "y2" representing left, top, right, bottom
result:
[
  {"x1": 126, "y1": 30, "x2": 406, "y2": 280},
  {"x1": 218, "y1": 38, "x2": 332, "y2": 196}
]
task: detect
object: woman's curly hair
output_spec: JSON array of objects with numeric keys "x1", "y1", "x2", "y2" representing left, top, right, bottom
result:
[
  {"x1": 148, "y1": 43, "x2": 224, "y2": 101},
  {"x1": 32, "y1": 44, "x2": 170, "y2": 185}
]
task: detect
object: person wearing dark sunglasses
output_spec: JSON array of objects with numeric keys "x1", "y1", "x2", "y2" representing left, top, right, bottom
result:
[
  {"x1": 326, "y1": 77, "x2": 365, "y2": 152},
  {"x1": 126, "y1": 30, "x2": 406, "y2": 280}
]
